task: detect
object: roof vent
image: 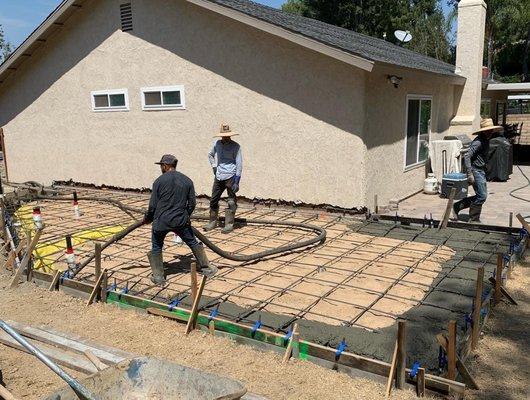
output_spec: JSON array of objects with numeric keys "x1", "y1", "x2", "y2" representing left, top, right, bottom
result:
[{"x1": 120, "y1": 3, "x2": 133, "y2": 32}]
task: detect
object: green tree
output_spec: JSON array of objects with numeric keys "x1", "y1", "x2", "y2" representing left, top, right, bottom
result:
[
  {"x1": 448, "y1": 0, "x2": 529, "y2": 81},
  {"x1": 282, "y1": 0, "x2": 453, "y2": 62},
  {"x1": 0, "y1": 24, "x2": 13, "y2": 64}
]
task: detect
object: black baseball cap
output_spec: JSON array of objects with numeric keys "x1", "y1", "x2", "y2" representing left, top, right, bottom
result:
[{"x1": 155, "y1": 154, "x2": 178, "y2": 166}]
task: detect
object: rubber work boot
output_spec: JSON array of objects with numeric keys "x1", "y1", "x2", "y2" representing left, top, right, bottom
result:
[
  {"x1": 203, "y1": 209, "x2": 218, "y2": 231},
  {"x1": 191, "y1": 244, "x2": 218, "y2": 277},
  {"x1": 147, "y1": 251, "x2": 166, "y2": 286},
  {"x1": 468, "y1": 204, "x2": 483, "y2": 223},
  {"x1": 222, "y1": 206, "x2": 236, "y2": 234}
]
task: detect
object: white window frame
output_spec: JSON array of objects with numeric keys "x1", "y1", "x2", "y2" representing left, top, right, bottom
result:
[
  {"x1": 91, "y1": 89, "x2": 129, "y2": 112},
  {"x1": 140, "y1": 85, "x2": 186, "y2": 111},
  {"x1": 403, "y1": 94, "x2": 433, "y2": 171}
]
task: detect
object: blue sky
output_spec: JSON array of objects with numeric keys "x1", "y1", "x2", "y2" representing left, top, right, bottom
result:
[{"x1": 0, "y1": 0, "x2": 452, "y2": 49}]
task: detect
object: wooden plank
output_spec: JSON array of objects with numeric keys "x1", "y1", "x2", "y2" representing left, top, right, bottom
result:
[
  {"x1": 439, "y1": 187, "x2": 456, "y2": 230},
  {"x1": 9, "y1": 229, "x2": 42, "y2": 288},
  {"x1": 416, "y1": 368, "x2": 425, "y2": 397},
  {"x1": 494, "y1": 254, "x2": 503, "y2": 305},
  {"x1": 86, "y1": 268, "x2": 108, "y2": 306},
  {"x1": 6, "y1": 320, "x2": 125, "y2": 366},
  {"x1": 0, "y1": 384, "x2": 20, "y2": 400},
  {"x1": 94, "y1": 243, "x2": 102, "y2": 280},
  {"x1": 83, "y1": 350, "x2": 107, "y2": 371},
  {"x1": 436, "y1": 334, "x2": 479, "y2": 390},
  {"x1": 472, "y1": 266, "x2": 484, "y2": 351},
  {"x1": 385, "y1": 340, "x2": 399, "y2": 398},
  {"x1": 0, "y1": 330, "x2": 98, "y2": 374},
  {"x1": 282, "y1": 323, "x2": 299, "y2": 363},
  {"x1": 126, "y1": 292, "x2": 465, "y2": 395},
  {"x1": 185, "y1": 275, "x2": 207, "y2": 334},
  {"x1": 447, "y1": 320, "x2": 457, "y2": 381},
  {"x1": 488, "y1": 277, "x2": 518, "y2": 305},
  {"x1": 190, "y1": 261, "x2": 197, "y2": 303},
  {"x1": 396, "y1": 320, "x2": 406, "y2": 389},
  {"x1": 48, "y1": 270, "x2": 61, "y2": 291}
]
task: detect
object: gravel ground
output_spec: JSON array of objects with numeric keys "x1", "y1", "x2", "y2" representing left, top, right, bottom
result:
[{"x1": 0, "y1": 271, "x2": 425, "y2": 400}]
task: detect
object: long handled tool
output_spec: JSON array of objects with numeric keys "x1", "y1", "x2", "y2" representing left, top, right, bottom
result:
[{"x1": 0, "y1": 320, "x2": 99, "y2": 400}]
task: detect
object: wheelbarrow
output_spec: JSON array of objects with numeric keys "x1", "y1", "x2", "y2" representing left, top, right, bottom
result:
[{"x1": 43, "y1": 357, "x2": 248, "y2": 400}]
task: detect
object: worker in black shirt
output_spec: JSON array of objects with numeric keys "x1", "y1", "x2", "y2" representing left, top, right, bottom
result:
[
  {"x1": 453, "y1": 119, "x2": 502, "y2": 223},
  {"x1": 144, "y1": 154, "x2": 217, "y2": 284}
]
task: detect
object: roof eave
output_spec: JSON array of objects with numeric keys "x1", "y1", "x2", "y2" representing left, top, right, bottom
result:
[{"x1": 0, "y1": 0, "x2": 85, "y2": 85}]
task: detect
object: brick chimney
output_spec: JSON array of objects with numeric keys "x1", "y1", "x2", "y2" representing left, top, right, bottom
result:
[{"x1": 450, "y1": 0, "x2": 487, "y2": 134}]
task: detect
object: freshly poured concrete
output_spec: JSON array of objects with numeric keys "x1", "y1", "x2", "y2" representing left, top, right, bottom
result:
[{"x1": 11, "y1": 188, "x2": 514, "y2": 371}]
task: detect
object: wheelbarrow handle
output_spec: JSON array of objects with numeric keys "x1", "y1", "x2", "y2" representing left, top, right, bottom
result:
[{"x1": 0, "y1": 320, "x2": 100, "y2": 400}]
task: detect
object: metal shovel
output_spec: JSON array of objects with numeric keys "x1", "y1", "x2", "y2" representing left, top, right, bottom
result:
[{"x1": 0, "y1": 320, "x2": 99, "y2": 400}]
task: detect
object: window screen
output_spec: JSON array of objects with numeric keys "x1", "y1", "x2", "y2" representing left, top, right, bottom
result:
[
  {"x1": 91, "y1": 90, "x2": 129, "y2": 112},
  {"x1": 141, "y1": 86, "x2": 185, "y2": 110}
]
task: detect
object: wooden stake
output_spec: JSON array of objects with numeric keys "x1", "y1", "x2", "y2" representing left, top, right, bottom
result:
[
  {"x1": 488, "y1": 277, "x2": 517, "y2": 305},
  {"x1": 374, "y1": 194, "x2": 379, "y2": 214},
  {"x1": 416, "y1": 368, "x2": 425, "y2": 397},
  {"x1": 385, "y1": 339, "x2": 399, "y2": 398},
  {"x1": 94, "y1": 243, "x2": 102, "y2": 280},
  {"x1": 509, "y1": 212, "x2": 513, "y2": 228},
  {"x1": 185, "y1": 275, "x2": 207, "y2": 335},
  {"x1": 396, "y1": 320, "x2": 406, "y2": 389},
  {"x1": 472, "y1": 266, "x2": 484, "y2": 351},
  {"x1": 100, "y1": 271, "x2": 108, "y2": 303},
  {"x1": 83, "y1": 350, "x2": 107, "y2": 371},
  {"x1": 86, "y1": 268, "x2": 108, "y2": 306},
  {"x1": 48, "y1": 270, "x2": 61, "y2": 291},
  {"x1": 208, "y1": 320, "x2": 215, "y2": 335},
  {"x1": 190, "y1": 261, "x2": 198, "y2": 303},
  {"x1": 436, "y1": 334, "x2": 479, "y2": 389},
  {"x1": 291, "y1": 324, "x2": 300, "y2": 359},
  {"x1": 447, "y1": 320, "x2": 457, "y2": 380},
  {"x1": 516, "y1": 213, "x2": 530, "y2": 231},
  {"x1": 439, "y1": 187, "x2": 456, "y2": 230},
  {"x1": 2, "y1": 240, "x2": 25, "y2": 271},
  {"x1": 9, "y1": 229, "x2": 42, "y2": 288},
  {"x1": 282, "y1": 323, "x2": 300, "y2": 363},
  {"x1": 494, "y1": 254, "x2": 503, "y2": 305}
]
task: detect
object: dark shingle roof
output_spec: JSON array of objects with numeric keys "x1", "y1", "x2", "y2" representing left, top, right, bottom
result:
[{"x1": 206, "y1": 0, "x2": 458, "y2": 77}]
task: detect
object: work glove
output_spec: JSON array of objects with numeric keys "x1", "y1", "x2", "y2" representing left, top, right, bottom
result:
[
  {"x1": 232, "y1": 176, "x2": 241, "y2": 193},
  {"x1": 212, "y1": 167, "x2": 217, "y2": 176},
  {"x1": 142, "y1": 213, "x2": 153, "y2": 225},
  {"x1": 467, "y1": 173, "x2": 475, "y2": 185}
]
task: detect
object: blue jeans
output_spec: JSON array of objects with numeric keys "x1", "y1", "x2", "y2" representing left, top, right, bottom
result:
[
  {"x1": 151, "y1": 225, "x2": 198, "y2": 253},
  {"x1": 455, "y1": 169, "x2": 488, "y2": 210}
]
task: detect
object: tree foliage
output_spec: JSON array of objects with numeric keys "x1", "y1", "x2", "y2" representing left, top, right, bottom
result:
[
  {"x1": 448, "y1": 0, "x2": 530, "y2": 82},
  {"x1": 0, "y1": 24, "x2": 13, "y2": 64},
  {"x1": 281, "y1": 0, "x2": 453, "y2": 62}
]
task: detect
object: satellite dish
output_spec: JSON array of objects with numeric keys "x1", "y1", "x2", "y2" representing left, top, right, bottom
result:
[{"x1": 394, "y1": 30, "x2": 412, "y2": 44}]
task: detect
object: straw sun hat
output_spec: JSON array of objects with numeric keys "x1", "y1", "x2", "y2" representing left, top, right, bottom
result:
[
  {"x1": 214, "y1": 123, "x2": 239, "y2": 138},
  {"x1": 473, "y1": 118, "x2": 503, "y2": 135}
]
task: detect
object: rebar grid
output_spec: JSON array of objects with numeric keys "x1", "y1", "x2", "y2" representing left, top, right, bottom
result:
[{"x1": 7, "y1": 186, "x2": 510, "y2": 333}]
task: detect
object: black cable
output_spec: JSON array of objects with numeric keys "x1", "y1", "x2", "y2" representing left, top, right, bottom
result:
[
  {"x1": 3, "y1": 183, "x2": 327, "y2": 277},
  {"x1": 509, "y1": 165, "x2": 530, "y2": 220}
]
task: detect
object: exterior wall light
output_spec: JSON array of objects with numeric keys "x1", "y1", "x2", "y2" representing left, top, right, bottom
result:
[{"x1": 387, "y1": 75, "x2": 403, "y2": 88}]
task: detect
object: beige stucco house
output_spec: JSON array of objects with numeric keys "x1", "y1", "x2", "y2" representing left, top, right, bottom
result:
[{"x1": 0, "y1": 0, "x2": 488, "y2": 208}]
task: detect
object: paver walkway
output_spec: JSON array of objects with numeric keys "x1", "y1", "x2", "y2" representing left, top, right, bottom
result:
[{"x1": 386, "y1": 164, "x2": 530, "y2": 227}]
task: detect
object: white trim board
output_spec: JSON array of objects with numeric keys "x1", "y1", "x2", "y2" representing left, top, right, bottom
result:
[{"x1": 185, "y1": 0, "x2": 374, "y2": 72}]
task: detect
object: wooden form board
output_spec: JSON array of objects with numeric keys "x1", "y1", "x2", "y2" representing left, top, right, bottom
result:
[{"x1": 29, "y1": 270, "x2": 466, "y2": 396}]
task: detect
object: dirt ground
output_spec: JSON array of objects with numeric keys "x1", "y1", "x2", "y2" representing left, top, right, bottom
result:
[
  {"x1": 466, "y1": 258, "x2": 530, "y2": 400},
  {"x1": 0, "y1": 271, "x2": 426, "y2": 400}
]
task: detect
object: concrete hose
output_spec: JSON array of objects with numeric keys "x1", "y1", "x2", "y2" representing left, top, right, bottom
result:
[{"x1": 7, "y1": 187, "x2": 327, "y2": 277}]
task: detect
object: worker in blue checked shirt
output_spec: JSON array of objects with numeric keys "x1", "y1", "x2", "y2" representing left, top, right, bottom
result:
[{"x1": 204, "y1": 123, "x2": 243, "y2": 234}]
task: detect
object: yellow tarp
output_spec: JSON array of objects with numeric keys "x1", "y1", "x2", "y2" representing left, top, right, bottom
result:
[{"x1": 15, "y1": 205, "x2": 126, "y2": 272}]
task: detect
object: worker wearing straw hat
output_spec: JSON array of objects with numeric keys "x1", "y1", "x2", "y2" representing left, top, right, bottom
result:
[
  {"x1": 453, "y1": 118, "x2": 503, "y2": 223},
  {"x1": 204, "y1": 124, "x2": 243, "y2": 233}
]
